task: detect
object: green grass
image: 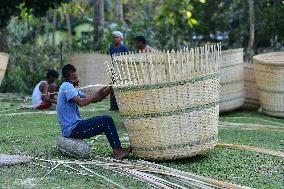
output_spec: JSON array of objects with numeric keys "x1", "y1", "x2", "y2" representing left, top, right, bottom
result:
[
  {"x1": 1, "y1": 99, "x2": 284, "y2": 188},
  {"x1": 220, "y1": 110, "x2": 284, "y2": 126}
]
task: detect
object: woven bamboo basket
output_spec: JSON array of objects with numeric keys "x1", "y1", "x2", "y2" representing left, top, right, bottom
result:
[
  {"x1": 241, "y1": 63, "x2": 260, "y2": 110},
  {"x1": 254, "y1": 52, "x2": 284, "y2": 117},
  {"x1": 69, "y1": 53, "x2": 111, "y2": 94},
  {"x1": 106, "y1": 44, "x2": 221, "y2": 161},
  {"x1": 0, "y1": 52, "x2": 9, "y2": 87},
  {"x1": 220, "y1": 48, "x2": 244, "y2": 113}
]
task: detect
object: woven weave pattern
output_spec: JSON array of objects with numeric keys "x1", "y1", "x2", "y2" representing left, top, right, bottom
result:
[
  {"x1": 220, "y1": 48, "x2": 244, "y2": 113},
  {"x1": 69, "y1": 53, "x2": 110, "y2": 94},
  {"x1": 106, "y1": 44, "x2": 221, "y2": 161},
  {"x1": 254, "y1": 52, "x2": 284, "y2": 117},
  {"x1": 0, "y1": 52, "x2": 9, "y2": 87},
  {"x1": 242, "y1": 63, "x2": 260, "y2": 110}
]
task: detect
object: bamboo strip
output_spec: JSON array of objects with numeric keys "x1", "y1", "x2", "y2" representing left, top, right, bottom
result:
[
  {"x1": 219, "y1": 122, "x2": 284, "y2": 132},
  {"x1": 217, "y1": 143, "x2": 284, "y2": 158}
]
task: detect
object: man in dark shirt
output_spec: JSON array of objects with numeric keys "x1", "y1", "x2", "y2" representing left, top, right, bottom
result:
[
  {"x1": 109, "y1": 31, "x2": 128, "y2": 111},
  {"x1": 109, "y1": 31, "x2": 128, "y2": 56}
]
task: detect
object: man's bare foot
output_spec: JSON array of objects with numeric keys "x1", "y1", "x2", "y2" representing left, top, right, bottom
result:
[{"x1": 113, "y1": 146, "x2": 133, "y2": 160}]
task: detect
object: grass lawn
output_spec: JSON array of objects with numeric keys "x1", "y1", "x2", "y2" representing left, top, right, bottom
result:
[{"x1": 1, "y1": 97, "x2": 284, "y2": 189}]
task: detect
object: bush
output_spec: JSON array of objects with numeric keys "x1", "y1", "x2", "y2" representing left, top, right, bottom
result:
[{"x1": 0, "y1": 43, "x2": 70, "y2": 94}]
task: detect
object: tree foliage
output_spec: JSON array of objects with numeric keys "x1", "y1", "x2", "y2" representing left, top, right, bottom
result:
[
  {"x1": 1, "y1": 0, "x2": 284, "y2": 93},
  {"x1": 0, "y1": 0, "x2": 66, "y2": 27}
]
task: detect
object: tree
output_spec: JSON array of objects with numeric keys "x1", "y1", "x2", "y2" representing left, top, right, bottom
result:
[
  {"x1": 247, "y1": 0, "x2": 255, "y2": 62},
  {"x1": 93, "y1": 0, "x2": 104, "y2": 50},
  {"x1": 115, "y1": 0, "x2": 124, "y2": 22},
  {"x1": 0, "y1": 31, "x2": 9, "y2": 52},
  {"x1": 0, "y1": 0, "x2": 65, "y2": 27},
  {"x1": 154, "y1": 0, "x2": 204, "y2": 49}
]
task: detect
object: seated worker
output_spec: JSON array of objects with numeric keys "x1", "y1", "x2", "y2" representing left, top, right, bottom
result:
[
  {"x1": 135, "y1": 36, "x2": 155, "y2": 53},
  {"x1": 109, "y1": 31, "x2": 129, "y2": 111},
  {"x1": 57, "y1": 64, "x2": 132, "y2": 160},
  {"x1": 32, "y1": 69, "x2": 59, "y2": 110}
]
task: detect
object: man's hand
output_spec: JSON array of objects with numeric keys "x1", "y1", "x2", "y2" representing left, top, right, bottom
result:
[
  {"x1": 93, "y1": 86, "x2": 112, "y2": 103},
  {"x1": 72, "y1": 86, "x2": 112, "y2": 107}
]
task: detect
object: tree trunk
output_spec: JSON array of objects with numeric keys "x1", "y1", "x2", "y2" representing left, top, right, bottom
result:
[
  {"x1": 0, "y1": 31, "x2": 8, "y2": 52},
  {"x1": 65, "y1": 13, "x2": 72, "y2": 40},
  {"x1": 93, "y1": 0, "x2": 104, "y2": 50},
  {"x1": 52, "y1": 10, "x2": 57, "y2": 46},
  {"x1": 115, "y1": 0, "x2": 123, "y2": 22},
  {"x1": 247, "y1": 0, "x2": 255, "y2": 62},
  {"x1": 44, "y1": 14, "x2": 50, "y2": 46},
  {"x1": 271, "y1": 0, "x2": 277, "y2": 49}
]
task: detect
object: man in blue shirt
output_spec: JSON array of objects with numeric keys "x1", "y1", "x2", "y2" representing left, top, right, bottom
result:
[
  {"x1": 109, "y1": 31, "x2": 129, "y2": 111},
  {"x1": 57, "y1": 64, "x2": 132, "y2": 160}
]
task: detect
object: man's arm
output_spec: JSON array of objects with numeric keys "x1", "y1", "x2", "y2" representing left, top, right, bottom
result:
[
  {"x1": 72, "y1": 86, "x2": 111, "y2": 107},
  {"x1": 40, "y1": 82, "x2": 57, "y2": 104}
]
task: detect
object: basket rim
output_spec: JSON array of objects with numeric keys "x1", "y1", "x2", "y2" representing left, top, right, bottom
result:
[
  {"x1": 221, "y1": 48, "x2": 243, "y2": 55},
  {"x1": 253, "y1": 51, "x2": 284, "y2": 66}
]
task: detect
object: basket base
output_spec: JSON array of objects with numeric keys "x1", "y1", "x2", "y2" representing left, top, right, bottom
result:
[
  {"x1": 241, "y1": 99, "x2": 260, "y2": 111},
  {"x1": 262, "y1": 108, "x2": 284, "y2": 118},
  {"x1": 133, "y1": 139, "x2": 218, "y2": 161},
  {"x1": 219, "y1": 98, "x2": 244, "y2": 113}
]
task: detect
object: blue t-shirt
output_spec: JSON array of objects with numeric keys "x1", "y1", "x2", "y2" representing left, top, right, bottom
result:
[
  {"x1": 57, "y1": 82, "x2": 86, "y2": 137},
  {"x1": 109, "y1": 44, "x2": 128, "y2": 56}
]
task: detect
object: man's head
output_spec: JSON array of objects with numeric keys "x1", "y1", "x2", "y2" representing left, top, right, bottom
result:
[
  {"x1": 112, "y1": 31, "x2": 123, "y2": 46},
  {"x1": 62, "y1": 64, "x2": 79, "y2": 86},
  {"x1": 135, "y1": 36, "x2": 147, "y2": 51},
  {"x1": 46, "y1": 69, "x2": 59, "y2": 84}
]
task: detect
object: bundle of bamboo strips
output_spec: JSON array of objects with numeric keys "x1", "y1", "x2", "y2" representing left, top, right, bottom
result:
[{"x1": 34, "y1": 156, "x2": 249, "y2": 189}]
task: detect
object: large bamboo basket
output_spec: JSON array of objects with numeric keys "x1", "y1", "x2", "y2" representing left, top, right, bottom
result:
[
  {"x1": 69, "y1": 53, "x2": 111, "y2": 94},
  {"x1": 220, "y1": 48, "x2": 244, "y2": 113},
  {"x1": 242, "y1": 63, "x2": 260, "y2": 110},
  {"x1": 254, "y1": 52, "x2": 284, "y2": 117},
  {"x1": 106, "y1": 44, "x2": 221, "y2": 161},
  {"x1": 0, "y1": 52, "x2": 9, "y2": 87}
]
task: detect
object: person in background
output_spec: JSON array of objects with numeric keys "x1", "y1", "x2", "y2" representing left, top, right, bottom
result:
[
  {"x1": 109, "y1": 31, "x2": 128, "y2": 57},
  {"x1": 32, "y1": 69, "x2": 59, "y2": 110},
  {"x1": 109, "y1": 31, "x2": 129, "y2": 111},
  {"x1": 135, "y1": 36, "x2": 155, "y2": 53},
  {"x1": 57, "y1": 64, "x2": 132, "y2": 160}
]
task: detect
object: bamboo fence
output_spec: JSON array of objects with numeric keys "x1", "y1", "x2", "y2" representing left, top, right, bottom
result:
[
  {"x1": 0, "y1": 52, "x2": 9, "y2": 87},
  {"x1": 69, "y1": 53, "x2": 111, "y2": 94},
  {"x1": 242, "y1": 63, "x2": 260, "y2": 110},
  {"x1": 220, "y1": 48, "x2": 244, "y2": 112}
]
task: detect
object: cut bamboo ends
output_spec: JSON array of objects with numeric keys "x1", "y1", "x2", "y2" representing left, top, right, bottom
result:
[
  {"x1": 242, "y1": 63, "x2": 260, "y2": 110},
  {"x1": 220, "y1": 48, "x2": 244, "y2": 113},
  {"x1": 105, "y1": 44, "x2": 221, "y2": 161},
  {"x1": 254, "y1": 52, "x2": 284, "y2": 117},
  {"x1": 0, "y1": 52, "x2": 9, "y2": 87},
  {"x1": 69, "y1": 53, "x2": 111, "y2": 94}
]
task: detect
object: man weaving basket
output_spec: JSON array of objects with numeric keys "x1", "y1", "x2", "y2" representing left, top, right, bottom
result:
[{"x1": 57, "y1": 64, "x2": 132, "y2": 160}]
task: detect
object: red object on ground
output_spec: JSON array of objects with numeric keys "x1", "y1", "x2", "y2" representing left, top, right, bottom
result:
[{"x1": 37, "y1": 103, "x2": 52, "y2": 110}]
